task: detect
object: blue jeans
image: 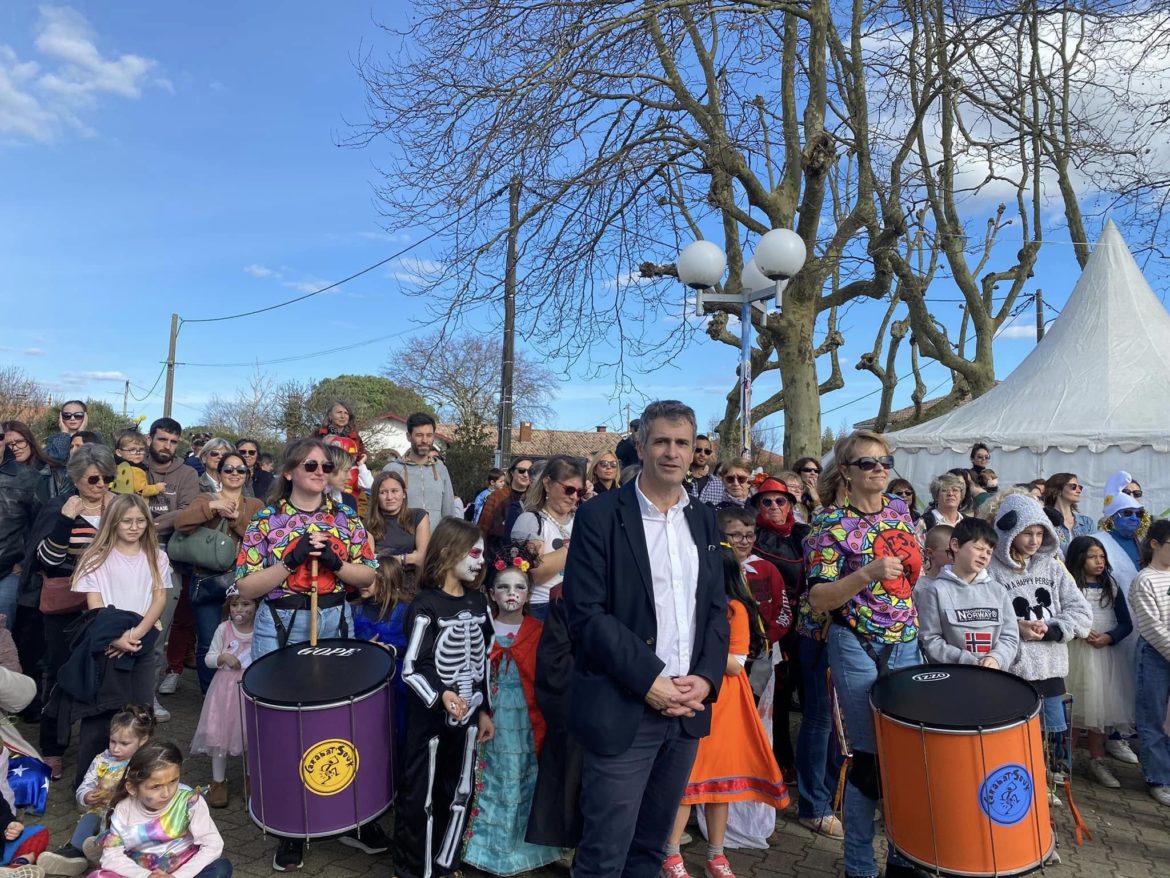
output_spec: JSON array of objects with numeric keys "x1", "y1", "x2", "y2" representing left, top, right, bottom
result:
[
  {"x1": 827, "y1": 624, "x2": 921, "y2": 877},
  {"x1": 796, "y1": 635, "x2": 839, "y2": 819},
  {"x1": 575, "y1": 709, "x2": 699, "y2": 878},
  {"x1": 194, "y1": 858, "x2": 233, "y2": 878},
  {"x1": 0, "y1": 572, "x2": 19, "y2": 631},
  {"x1": 69, "y1": 811, "x2": 101, "y2": 850},
  {"x1": 189, "y1": 578, "x2": 227, "y2": 693},
  {"x1": 1135, "y1": 638, "x2": 1170, "y2": 787},
  {"x1": 252, "y1": 600, "x2": 353, "y2": 661}
]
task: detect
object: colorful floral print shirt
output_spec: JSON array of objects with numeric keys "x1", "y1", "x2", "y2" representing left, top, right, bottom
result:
[
  {"x1": 235, "y1": 498, "x2": 377, "y2": 599},
  {"x1": 797, "y1": 494, "x2": 922, "y2": 644}
]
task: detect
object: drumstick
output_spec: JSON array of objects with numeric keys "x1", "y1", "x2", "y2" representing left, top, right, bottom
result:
[{"x1": 310, "y1": 558, "x2": 319, "y2": 646}]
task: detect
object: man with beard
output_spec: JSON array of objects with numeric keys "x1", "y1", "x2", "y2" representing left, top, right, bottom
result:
[
  {"x1": 143, "y1": 417, "x2": 200, "y2": 721},
  {"x1": 383, "y1": 412, "x2": 455, "y2": 525}
]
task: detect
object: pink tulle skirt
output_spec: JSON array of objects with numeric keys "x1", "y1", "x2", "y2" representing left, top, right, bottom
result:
[{"x1": 190, "y1": 668, "x2": 246, "y2": 758}]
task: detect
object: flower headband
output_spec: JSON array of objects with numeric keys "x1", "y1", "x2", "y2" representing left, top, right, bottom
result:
[{"x1": 490, "y1": 541, "x2": 541, "y2": 576}]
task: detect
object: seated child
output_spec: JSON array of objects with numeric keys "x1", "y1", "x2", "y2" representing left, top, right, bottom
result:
[
  {"x1": 916, "y1": 518, "x2": 1019, "y2": 669},
  {"x1": 109, "y1": 431, "x2": 164, "y2": 499}
]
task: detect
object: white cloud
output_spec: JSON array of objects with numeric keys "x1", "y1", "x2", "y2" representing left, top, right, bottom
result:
[
  {"x1": 391, "y1": 257, "x2": 444, "y2": 285},
  {"x1": 283, "y1": 278, "x2": 334, "y2": 294},
  {"x1": 358, "y1": 230, "x2": 411, "y2": 244},
  {"x1": 0, "y1": 345, "x2": 45, "y2": 356},
  {"x1": 603, "y1": 270, "x2": 655, "y2": 290},
  {"x1": 994, "y1": 314, "x2": 1038, "y2": 341},
  {"x1": 0, "y1": 6, "x2": 161, "y2": 143},
  {"x1": 243, "y1": 263, "x2": 275, "y2": 278},
  {"x1": 60, "y1": 369, "x2": 127, "y2": 381}
]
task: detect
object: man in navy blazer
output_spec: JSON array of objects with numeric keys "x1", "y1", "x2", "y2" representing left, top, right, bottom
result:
[{"x1": 566, "y1": 400, "x2": 730, "y2": 878}]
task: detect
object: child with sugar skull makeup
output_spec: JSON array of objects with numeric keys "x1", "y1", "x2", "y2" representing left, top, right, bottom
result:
[
  {"x1": 463, "y1": 541, "x2": 565, "y2": 874},
  {"x1": 394, "y1": 519, "x2": 496, "y2": 878}
]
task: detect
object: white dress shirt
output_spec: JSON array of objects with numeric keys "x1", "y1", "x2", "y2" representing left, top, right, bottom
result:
[{"x1": 636, "y1": 476, "x2": 699, "y2": 677}]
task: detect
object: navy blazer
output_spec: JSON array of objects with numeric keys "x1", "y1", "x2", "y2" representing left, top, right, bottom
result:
[{"x1": 564, "y1": 480, "x2": 730, "y2": 756}]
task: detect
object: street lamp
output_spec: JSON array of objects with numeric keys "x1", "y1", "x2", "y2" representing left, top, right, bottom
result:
[{"x1": 675, "y1": 229, "x2": 807, "y2": 458}]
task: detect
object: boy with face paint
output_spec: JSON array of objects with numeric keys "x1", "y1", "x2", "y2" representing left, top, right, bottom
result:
[{"x1": 464, "y1": 543, "x2": 565, "y2": 874}]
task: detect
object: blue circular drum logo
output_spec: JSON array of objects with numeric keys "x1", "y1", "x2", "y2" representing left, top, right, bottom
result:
[{"x1": 978, "y1": 763, "x2": 1033, "y2": 825}]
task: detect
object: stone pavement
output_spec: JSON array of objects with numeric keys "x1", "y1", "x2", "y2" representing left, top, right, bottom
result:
[{"x1": 19, "y1": 673, "x2": 1169, "y2": 878}]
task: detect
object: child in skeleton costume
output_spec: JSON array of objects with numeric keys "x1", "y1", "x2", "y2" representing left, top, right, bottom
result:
[
  {"x1": 463, "y1": 542, "x2": 564, "y2": 875},
  {"x1": 394, "y1": 519, "x2": 496, "y2": 878},
  {"x1": 988, "y1": 494, "x2": 1092, "y2": 792}
]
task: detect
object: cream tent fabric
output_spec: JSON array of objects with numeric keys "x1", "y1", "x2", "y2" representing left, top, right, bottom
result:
[{"x1": 885, "y1": 221, "x2": 1170, "y2": 518}]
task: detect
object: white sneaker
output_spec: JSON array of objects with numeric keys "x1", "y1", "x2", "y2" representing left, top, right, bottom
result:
[
  {"x1": 1047, "y1": 790, "x2": 1062, "y2": 808},
  {"x1": 1105, "y1": 738, "x2": 1140, "y2": 764},
  {"x1": 153, "y1": 698, "x2": 171, "y2": 723},
  {"x1": 157, "y1": 672, "x2": 180, "y2": 695},
  {"x1": 1150, "y1": 785, "x2": 1170, "y2": 806},
  {"x1": 1089, "y1": 758, "x2": 1121, "y2": 788}
]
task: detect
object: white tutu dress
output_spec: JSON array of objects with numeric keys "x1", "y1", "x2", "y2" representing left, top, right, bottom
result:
[
  {"x1": 190, "y1": 620, "x2": 253, "y2": 758},
  {"x1": 1065, "y1": 586, "x2": 1134, "y2": 731}
]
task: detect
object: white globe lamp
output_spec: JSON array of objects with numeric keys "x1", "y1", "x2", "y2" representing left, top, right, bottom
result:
[
  {"x1": 676, "y1": 240, "x2": 727, "y2": 290},
  {"x1": 754, "y1": 228, "x2": 807, "y2": 281}
]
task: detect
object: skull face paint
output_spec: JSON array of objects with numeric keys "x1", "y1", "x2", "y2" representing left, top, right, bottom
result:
[
  {"x1": 454, "y1": 539, "x2": 486, "y2": 582},
  {"x1": 490, "y1": 568, "x2": 530, "y2": 614}
]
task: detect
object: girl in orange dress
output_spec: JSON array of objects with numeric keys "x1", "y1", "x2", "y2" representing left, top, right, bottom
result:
[{"x1": 660, "y1": 549, "x2": 789, "y2": 878}]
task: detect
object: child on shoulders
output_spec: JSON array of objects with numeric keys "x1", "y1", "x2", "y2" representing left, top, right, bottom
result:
[{"x1": 916, "y1": 518, "x2": 1019, "y2": 669}]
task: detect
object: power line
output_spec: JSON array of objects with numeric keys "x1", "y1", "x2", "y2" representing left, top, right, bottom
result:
[
  {"x1": 181, "y1": 185, "x2": 509, "y2": 326},
  {"x1": 128, "y1": 363, "x2": 167, "y2": 402}
]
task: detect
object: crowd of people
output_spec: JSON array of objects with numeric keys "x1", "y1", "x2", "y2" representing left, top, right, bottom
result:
[{"x1": 1, "y1": 400, "x2": 1170, "y2": 878}]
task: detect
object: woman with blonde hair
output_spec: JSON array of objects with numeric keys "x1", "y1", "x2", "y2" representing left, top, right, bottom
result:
[
  {"x1": 914, "y1": 472, "x2": 966, "y2": 542},
  {"x1": 802, "y1": 430, "x2": 923, "y2": 875},
  {"x1": 587, "y1": 450, "x2": 621, "y2": 494}
]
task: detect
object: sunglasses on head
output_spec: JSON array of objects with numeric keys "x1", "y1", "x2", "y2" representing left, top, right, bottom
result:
[
  {"x1": 1124, "y1": 488, "x2": 1144, "y2": 499},
  {"x1": 848, "y1": 455, "x2": 895, "y2": 471},
  {"x1": 799, "y1": 466, "x2": 820, "y2": 474},
  {"x1": 62, "y1": 412, "x2": 85, "y2": 421},
  {"x1": 558, "y1": 482, "x2": 585, "y2": 497},
  {"x1": 85, "y1": 474, "x2": 114, "y2": 486},
  {"x1": 300, "y1": 460, "x2": 336, "y2": 474},
  {"x1": 760, "y1": 496, "x2": 789, "y2": 508},
  {"x1": 723, "y1": 474, "x2": 749, "y2": 485},
  {"x1": 220, "y1": 465, "x2": 249, "y2": 475}
]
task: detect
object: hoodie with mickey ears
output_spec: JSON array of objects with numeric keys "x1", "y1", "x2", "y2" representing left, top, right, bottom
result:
[{"x1": 987, "y1": 493, "x2": 1093, "y2": 694}]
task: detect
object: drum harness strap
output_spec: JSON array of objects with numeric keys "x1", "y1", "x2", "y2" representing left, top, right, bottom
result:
[{"x1": 266, "y1": 591, "x2": 349, "y2": 649}]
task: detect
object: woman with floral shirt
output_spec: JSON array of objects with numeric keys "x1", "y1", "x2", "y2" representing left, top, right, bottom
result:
[{"x1": 804, "y1": 430, "x2": 923, "y2": 878}]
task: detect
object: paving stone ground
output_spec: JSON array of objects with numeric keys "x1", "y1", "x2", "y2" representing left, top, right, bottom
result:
[{"x1": 21, "y1": 674, "x2": 1169, "y2": 877}]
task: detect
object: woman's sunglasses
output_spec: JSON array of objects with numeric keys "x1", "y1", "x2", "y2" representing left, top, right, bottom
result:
[
  {"x1": 62, "y1": 412, "x2": 86, "y2": 421},
  {"x1": 723, "y1": 475, "x2": 749, "y2": 485},
  {"x1": 300, "y1": 460, "x2": 336, "y2": 474},
  {"x1": 893, "y1": 490, "x2": 914, "y2": 498},
  {"x1": 558, "y1": 482, "x2": 585, "y2": 497},
  {"x1": 799, "y1": 467, "x2": 820, "y2": 475},
  {"x1": 1124, "y1": 488, "x2": 1144, "y2": 499},
  {"x1": 85, "y1": 474, "x2": 115, "y2": 486},
  {"x1": 220, "y1": 465, "x2": 249, "y2": 475},
  {"x1": 848, "y1": 455, "x2": 895, "y2": 471}
]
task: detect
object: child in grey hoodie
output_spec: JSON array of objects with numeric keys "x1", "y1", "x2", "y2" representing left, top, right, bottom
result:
[
  {"x1": 917, "y1": 518, "x2": 1019, "y2": 670},
  {"x1": 988, "y1": 493, "x2": 1092, "y2": 783}
]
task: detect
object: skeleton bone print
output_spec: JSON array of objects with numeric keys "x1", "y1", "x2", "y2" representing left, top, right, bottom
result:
[{"x1": 434, "y1": 611, "x2": 489, "y2": 724}]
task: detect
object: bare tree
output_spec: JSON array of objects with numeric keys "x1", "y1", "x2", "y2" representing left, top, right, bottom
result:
[
  {"x1": 202, "y1": 368, "x2": 287, "y2": 443},
  {"x1": 387, "y1": 331, "x2": 556, "y2": 427},
  {"x1": 0, "y1": 366, "x2": 47, "y2": 423}
]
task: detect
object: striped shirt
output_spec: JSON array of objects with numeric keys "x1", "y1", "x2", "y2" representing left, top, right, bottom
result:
[
  {"x1": 37, "y1": 512, "x2": 100, "y2": 576},
  {"x1": 1129, "y1": 567, "x2": 1170, "y2": 661}
]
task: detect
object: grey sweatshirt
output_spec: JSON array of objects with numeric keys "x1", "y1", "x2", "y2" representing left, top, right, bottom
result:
[
  {"x1": 383, "y1": 458, "x2": 455, "y2": 525},
  {"x1": 987, "y1": 494, "x2": 1092, "y2": 686},
  {"x1": 916, "y1": 566, "x2": 1020, "y2": 669}
]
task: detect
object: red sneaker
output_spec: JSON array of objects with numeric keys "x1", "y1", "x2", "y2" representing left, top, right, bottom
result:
[
  {"x1": 704, "y1": 854, "x2": 736, "y2": 878},
  {"x1": 661, "y1": 853, "x2": 692, "y2": 878}
]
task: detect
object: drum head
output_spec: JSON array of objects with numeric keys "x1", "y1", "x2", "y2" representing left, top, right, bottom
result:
[
  {"x1": 243, "y1": 638, "x2": 394, "y2": 706},
  {"x1": 871, "y1": 664, "x2": 1039, "y2": 731}
]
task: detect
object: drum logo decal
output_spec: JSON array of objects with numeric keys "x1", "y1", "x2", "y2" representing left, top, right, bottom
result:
[
  {"x1": 911, "y1": 672, "x2": 950, "y2": 682},
  {"x1": 979, "y1": 763, "x2": 1033, "y2": 825},
  {"x1": 300, "y1": 738, "x2": 359, "y2": 796}
]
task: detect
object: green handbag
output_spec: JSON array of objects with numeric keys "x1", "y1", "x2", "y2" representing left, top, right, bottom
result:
[{"x1": 167, "y1": 517, "x2": 237, "y2": 572}]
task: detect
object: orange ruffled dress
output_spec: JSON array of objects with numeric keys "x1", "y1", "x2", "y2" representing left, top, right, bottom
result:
[{"x1": 681, "y1": 600, "x2": 789, "y2": 807}]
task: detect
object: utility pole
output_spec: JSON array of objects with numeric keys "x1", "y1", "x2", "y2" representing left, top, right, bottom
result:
[
  {"x1": 163, "y1": 313, "x2": 179, "y2": 418},
  {"x1": 1035, "y1": 290, "x2": 1044, "y2": 342},
  {"x1": 123, "y1": 380, "x2": 130, "y2": 419},
  {"x1": 498, "y1": 176, "x2": 520, "y2": 467}
]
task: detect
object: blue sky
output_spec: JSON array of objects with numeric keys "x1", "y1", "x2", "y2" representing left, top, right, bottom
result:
[{"x1": 1, "y1": 3, "x2": 1153, "y2": 446}]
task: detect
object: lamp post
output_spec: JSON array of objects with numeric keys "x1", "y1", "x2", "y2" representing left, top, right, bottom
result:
[{"x1": 675, "y1": 229, "x2": 806, "y2": 458}]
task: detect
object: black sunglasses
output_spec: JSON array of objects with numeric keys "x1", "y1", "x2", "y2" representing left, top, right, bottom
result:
[
  {"x1": 760, "y1": 496, "x2": 789, "y2": 508},
  {"x1": 1124, "y1": 489, "x2": 1144, "y2": 499},
  {"x1": 85, "y1": 474, "x2": 115, "y2": 486},
  {"x1": 558, "y1": 482, "x2": 585, "y2": 497},
  {"x1": 893, "y1": 490, "x2": 914, "y2": 497},
  {"x1": 300, "y1": 460, "x2": 336, "y2": 474},
  {"x1": 799, "y1": 466, "x2": 820, "y2": 474},
  {"x1": 512, "y1": 467, "x2": 531, "y2": 475},
  {"x1": 238, "y1": 448, "x2": 258, "y2": 456},
  {"x1": 848, "y1": 455, "x2": 895, "y2": 471},
  {"x1": 220, "y1": 465, "x2": 249, "y2": 475},
  {"x1": 62, "y1": 412, "x2": 85, "y2": 420},
  {"x1": 694, "y1": 448, "x2": 713, "y2": 455},
  {"x1": 1116, "y1": 508, "x2": 1143, "y2": 518}
]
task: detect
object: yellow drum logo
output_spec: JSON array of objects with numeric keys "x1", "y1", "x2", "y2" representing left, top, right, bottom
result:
[{"x1": 300, "y1": 739, "x2": 359, "y2": 796}]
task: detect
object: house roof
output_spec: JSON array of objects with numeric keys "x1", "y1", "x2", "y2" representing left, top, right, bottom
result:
[{"x1": 369, "y1": 412, "x2": 454, "y2": 444}]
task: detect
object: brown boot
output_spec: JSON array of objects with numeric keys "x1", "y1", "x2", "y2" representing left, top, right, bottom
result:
[{"x1": 208, "y1": 781, "x2": 229, "y2": 808}]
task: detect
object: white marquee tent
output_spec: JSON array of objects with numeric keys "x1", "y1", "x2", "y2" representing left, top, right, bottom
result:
[{"x1": 885, "y1": 220, "x2": 1170, "y2": 518}]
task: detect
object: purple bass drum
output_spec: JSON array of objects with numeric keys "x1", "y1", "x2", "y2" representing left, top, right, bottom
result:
[{"x1": 242, "y1": 638, "x2": 395, "y2": 838}]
